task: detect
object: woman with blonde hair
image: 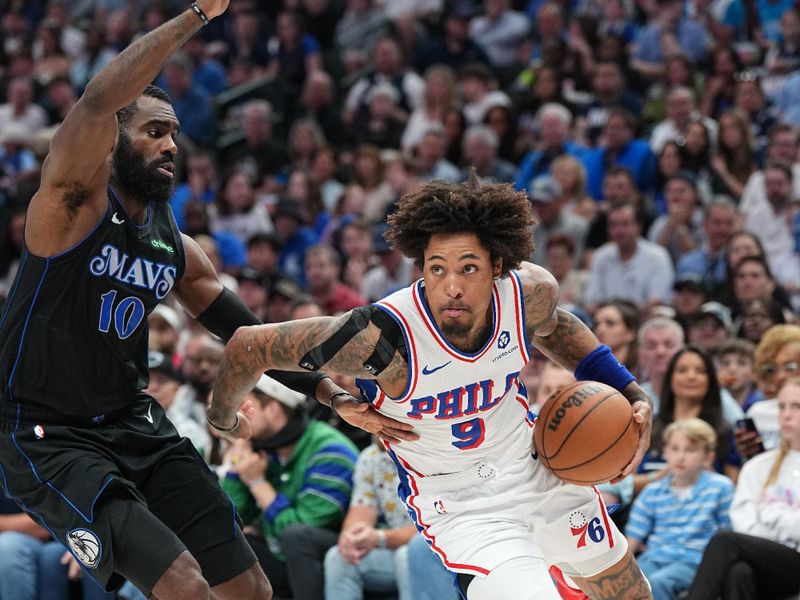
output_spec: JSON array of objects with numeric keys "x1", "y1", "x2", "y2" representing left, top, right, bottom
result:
[{"x1": 686, "y1": 376, "x2": 800, "y2": 600}]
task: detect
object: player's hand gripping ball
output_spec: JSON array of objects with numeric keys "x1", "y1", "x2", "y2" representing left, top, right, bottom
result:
[{"x1": 533, "y1": 381, "x2": 638, "y2": 486}]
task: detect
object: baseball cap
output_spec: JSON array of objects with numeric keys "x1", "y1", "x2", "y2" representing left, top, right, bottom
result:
[
  {"x1": 148, "y1": 351, "x2": 178, "y2": 380},
  {"x1": 673, "y1": 273, "x2": 706, "y2": 294},
  {"x1": 695, "y1": 301, "x2": 732, "y2": 331},
  {"x1": 253, "y1": 374, "x2": 306, "y2": 409},
  {"x1": 236, "y1": 266, "x2": 265, "y2": 286},
  {"x1": 269, "y1": 277, "x2": 303, "y2": 301},
  {"x1": 150, "y1": 304, "x2": 181, "y2": 331},
  {"x1": 530, "y1": 175, "x2": 561, "y2": 203}
]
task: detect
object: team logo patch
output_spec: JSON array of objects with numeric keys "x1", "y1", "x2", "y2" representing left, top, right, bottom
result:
[
  {"x1": 66, "y1": 529, "x2": 102, "y2": 568},
  {"x1": 497, "y1": 330, "x2": 510, "y2": 349},
  {"x1": 569, "y1": 511, "x2": 606, "y2": 548},
  {"x1": 33, "y1": 425, "x2": 45, "y2": 439}
]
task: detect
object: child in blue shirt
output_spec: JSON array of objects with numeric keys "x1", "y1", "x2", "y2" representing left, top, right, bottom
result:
[{"x1": 625, "y1": 418, "x2": 734, "y2": 600}]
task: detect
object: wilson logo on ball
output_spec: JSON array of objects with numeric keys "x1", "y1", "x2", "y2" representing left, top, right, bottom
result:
[{"x1": 547, "y1": 384, "x2": 604, "y2": 431}]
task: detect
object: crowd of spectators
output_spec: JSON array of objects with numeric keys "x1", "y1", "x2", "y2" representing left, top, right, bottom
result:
[{"x1": 3, "y1": 0, "x2": 800, "y2": 598}]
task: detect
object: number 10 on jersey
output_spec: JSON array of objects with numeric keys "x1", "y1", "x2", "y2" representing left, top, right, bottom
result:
[{"x1": 99, "y1": 290, "x2": 146, "y2": 339}]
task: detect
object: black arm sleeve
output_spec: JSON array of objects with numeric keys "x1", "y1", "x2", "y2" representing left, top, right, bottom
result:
[{"x1": 195, "y1": 287, "x2": 328, "y2": 398}]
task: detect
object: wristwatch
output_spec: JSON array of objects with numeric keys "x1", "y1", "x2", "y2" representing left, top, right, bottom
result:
[{"x1": 376, "y1": 529, "x2": 388, "y2": 549}]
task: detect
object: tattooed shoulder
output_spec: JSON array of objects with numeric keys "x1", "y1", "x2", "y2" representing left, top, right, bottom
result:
[{"x1": 516, "y1": 262, "x2": 559, "y2": 333}]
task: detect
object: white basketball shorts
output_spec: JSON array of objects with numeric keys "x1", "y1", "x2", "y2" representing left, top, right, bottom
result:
[{"x1": 393, "y1": 431, "x2": 628, "y2": 580}]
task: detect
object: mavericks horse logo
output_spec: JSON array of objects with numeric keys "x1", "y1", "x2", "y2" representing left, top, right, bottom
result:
[{"x1": 67, "y1": 528, "x2": 102, "y2": 568}]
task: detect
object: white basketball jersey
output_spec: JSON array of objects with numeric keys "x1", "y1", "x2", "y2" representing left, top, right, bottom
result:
[{"x1": 357, "y1": 271, "x2": 535, "y2": 477}]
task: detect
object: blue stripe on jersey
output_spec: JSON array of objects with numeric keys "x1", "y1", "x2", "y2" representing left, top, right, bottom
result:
[
  {"x1": 0, "y1": 458, "x2": 112, "y2": 588},
  {"x1": 624, "y1": 471, "x2": 734, "y2": 566},
  {"x1": 383, "y1": 445, "x2": 424, "y2": 534},
  {"x1": 7, "y1": 258, "x2": 49, "y2": 400},
  {"x1": 0, "y1": 251, "x2": 28, "y2": 330}
]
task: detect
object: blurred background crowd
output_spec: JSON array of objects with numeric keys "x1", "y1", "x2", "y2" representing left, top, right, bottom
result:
[{"x1": 3, "y1": 0, "x2": 800, "y2": 598}]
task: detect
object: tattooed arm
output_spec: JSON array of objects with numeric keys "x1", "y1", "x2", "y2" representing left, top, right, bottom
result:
[
  {"x1": 208, "y1": 312, "x2": 414, "y2": 442},
  {"x1": 572, "y1": 547, "x2": 653, "y2": 600},
  {"x1": 518, "y1": 263, "x2": 653, "y2": 480}
]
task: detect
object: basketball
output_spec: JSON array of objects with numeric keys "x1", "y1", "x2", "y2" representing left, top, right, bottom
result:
[{"x1": 533, "y1": 381, "x2": 639, "y2": 486}]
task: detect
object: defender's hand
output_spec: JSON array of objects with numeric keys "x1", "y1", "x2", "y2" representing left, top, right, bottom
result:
[
  {"x1": 332, "y1": 394, "x2": 419, "y2": 444},
  {"x1": 195, "y1": 0, "x2": 230, "y2": 20},
  {"x1": 611, "y1": 400, "x2": 652, "y2": 483}
]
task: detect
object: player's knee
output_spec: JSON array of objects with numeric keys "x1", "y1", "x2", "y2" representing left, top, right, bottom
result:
[
  {"x1": 153, "y1": 552, "x2": 211, "y2": 600},
  {"x1": 181, "y1": 575, "x2": 212, "y2": 599},
  {"x1": 237, "y1": 566, "x2": 272, "y2": 600}
]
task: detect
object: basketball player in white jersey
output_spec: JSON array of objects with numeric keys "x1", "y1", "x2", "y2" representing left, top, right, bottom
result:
[{"x1": 208, "y1": 176, "x2": 654, "y2": 599}]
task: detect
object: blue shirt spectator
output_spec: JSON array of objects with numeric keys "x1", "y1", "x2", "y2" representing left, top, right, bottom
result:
[{"x1": 634, "y1": 14, "x2": 710, "y2": 66}]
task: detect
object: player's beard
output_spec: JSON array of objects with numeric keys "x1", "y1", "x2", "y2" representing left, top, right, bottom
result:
[
  {"x1": 441, "y1": 319, "x2": 473, "y2": 343},
  {"x1": 111, "y1": 132, "x2": 175, "y2": 203}
]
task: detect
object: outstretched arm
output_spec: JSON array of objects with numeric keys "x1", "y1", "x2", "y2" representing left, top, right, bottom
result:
[
  {"x1": 175, "y1": 235, "x2": 328, "y2": 397},
  {"x1": 209, "y1": 310, "x2": 413, "y2": 442},
  {"x1": 27, "y1": 1, "x2": 229, "y2": 255}
]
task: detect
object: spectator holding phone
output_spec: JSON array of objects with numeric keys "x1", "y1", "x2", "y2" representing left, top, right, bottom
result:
[
  {"x1": 686, "y1": 377, "x2": 800, "y2": 600},
  {"x1": 736, "y1": 325, "x2": 800, "y2": 460}
]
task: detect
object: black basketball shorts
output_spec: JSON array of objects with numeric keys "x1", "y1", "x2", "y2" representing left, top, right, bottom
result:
[{"x1": 0, "y1": 394, "x2": 257, "y2": 595}]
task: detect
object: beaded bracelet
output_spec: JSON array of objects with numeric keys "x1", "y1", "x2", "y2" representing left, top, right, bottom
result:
[{"x1": 190, "y1": 2, "x2": 209, "y2": 26}]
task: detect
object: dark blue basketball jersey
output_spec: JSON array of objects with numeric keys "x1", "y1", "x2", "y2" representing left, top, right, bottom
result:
[{"x1": 0, "y1": 189, "x2": 185, "y2": 419}]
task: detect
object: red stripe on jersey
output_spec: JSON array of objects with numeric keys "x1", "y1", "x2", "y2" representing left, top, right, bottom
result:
[
  {"x1": 593, "y1": 486, "x2": 615, "y2": 549},
  {"x1": 376, "y1": 301, "x2": 418, "y2": 403},
  {"x1": 509, "y1": 272, "x2": 531, "y2": 363},
  {"x1": 385, "y1": 440, "x2": 490, "y2": 576},
  {"x1": 516, "y1": 394, "x2": 534, "y2": 427}
]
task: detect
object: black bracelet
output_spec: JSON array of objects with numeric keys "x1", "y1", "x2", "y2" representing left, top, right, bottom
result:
[
  {"x1": 329, "y1": 391, "x2": 351, "y2": 414},
  {"x1": 207, "y1": 413, "x2": 239, "y2": 432},
  {"x1": 190, "y1": 2, "x2": 209, "y2": 26}
]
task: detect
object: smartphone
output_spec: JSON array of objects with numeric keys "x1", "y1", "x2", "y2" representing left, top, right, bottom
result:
[
  {"x1": 736, "y1": 417, "x2": 759, "y2": 433},
  {"x1": 735, "y1": 418, "x2": 765, "y2": 455}
]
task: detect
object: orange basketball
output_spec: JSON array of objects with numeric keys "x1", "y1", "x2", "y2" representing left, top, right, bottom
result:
[{"x1": 533, "y1": 381, "x2": 639, "y2": 486}]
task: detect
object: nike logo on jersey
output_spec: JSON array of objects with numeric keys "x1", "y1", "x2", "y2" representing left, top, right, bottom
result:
[
  {"x1": 142, "y1": 402, "x2": 154, "y2": 424},
  {"x1": 111, "y1": 212, "x2": 125, "y2": 225},
  {"x1": 422, "y1": 361, "x2": 451, "y2": 375}
]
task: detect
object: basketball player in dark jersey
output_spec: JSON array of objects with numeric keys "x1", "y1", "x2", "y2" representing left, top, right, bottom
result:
[{"x1": 0, "y1": 2, "x2": 412, "y2": 599}]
